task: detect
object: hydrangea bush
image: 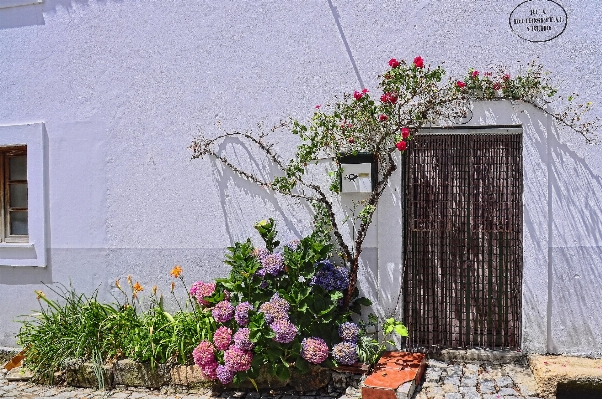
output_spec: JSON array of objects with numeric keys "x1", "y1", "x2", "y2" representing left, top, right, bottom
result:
[{"x1": 189, "y1": 219, "x2": 372, "y2": 385}]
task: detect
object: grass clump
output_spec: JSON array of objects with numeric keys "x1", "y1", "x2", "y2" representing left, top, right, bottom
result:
[{"x1": 16, "y1": 274, "x2": 215, "y2": 382}]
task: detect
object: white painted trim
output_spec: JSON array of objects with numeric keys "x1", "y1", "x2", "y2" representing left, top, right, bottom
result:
[
  {"x1": 418, "y1": 126, "x2": 523, "y2": 135},
  {"x1": 0, "y1": 123, "x2": 47, "y2": 267},
  {"x1": 0, "y1": 0, "x2": 42, "y2": 9}
]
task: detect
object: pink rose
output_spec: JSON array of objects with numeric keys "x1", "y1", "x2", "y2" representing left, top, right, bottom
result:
[
  {"x1": 315, "y1": 105, "x2": 321, "y2": 109},
  {"x1": 401, "y1": 127, "x2": 410, "y2": 139},
  {"x1": 379, "y1": 114, "x2": 388, "y2": 121},
  {"x1": 413, "y1": 56, "x2": 424, "y2": 69},
  {"x1": 471, "y1": 70, "x2": 479, "y2": 78},
  {"x1": 353, "y1": 91, "x2": 363, "y2": 100},
  {"x1": 502, "y1": 73, "x2": 510, "y2": 81},
  {"x1": 348, "y1": 138, "x2": 355, "y2": 144},
  {"x1": 361, "y1": 88, "x2": 369, "y2": 94},
  {"x1": 388, "y1": 58, "x2": 400, "y2": 68},
  {"x1": 456, "y1": 81, "x2": 466, "y2": 88},
  {"x1": 396, "y1": 141, "x2": 407, "y2": 151},
  {"x1": 493, "y1": 82, "x2": 501, "y2": 91},
  {"x1": 380, "y1": 92, "x2": 398, "y2": 104}
]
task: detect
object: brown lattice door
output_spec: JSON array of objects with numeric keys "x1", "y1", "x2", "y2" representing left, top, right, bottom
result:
[{"x1": 403, "y1": 130, "x2": 522, "y2": 349}]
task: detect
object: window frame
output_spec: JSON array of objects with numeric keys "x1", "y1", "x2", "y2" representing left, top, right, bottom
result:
[
  {"x1": 0, "y1": 123, "x2": 46, "y2": 267},
  {"x1": 0, "y1": 146, "x2": 29, "y2": 243}
]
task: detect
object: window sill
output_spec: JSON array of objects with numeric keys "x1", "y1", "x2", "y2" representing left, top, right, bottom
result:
[
  {"x1": 0, "y1": 242, "x2": 33, "y2": 249},
  {"x1": 0, "y1": 0, "x2": 43, "y2": 9}
]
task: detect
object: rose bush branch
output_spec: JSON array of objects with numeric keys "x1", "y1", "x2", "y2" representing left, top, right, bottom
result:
[{"x1": 192, "y1": 56, "x2": 598, "y2": 311}]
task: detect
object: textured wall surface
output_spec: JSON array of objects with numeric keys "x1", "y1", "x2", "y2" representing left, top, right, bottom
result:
[{"x1": 0, "y1": 0, "x2": 600, "y2": 353}]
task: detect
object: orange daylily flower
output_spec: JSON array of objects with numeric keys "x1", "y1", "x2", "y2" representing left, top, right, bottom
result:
[
  {"x1": 170, "y1": 265, "x2": 183, "y2": 278},
  {"x1": 171, "y1": 281, "x2": 175, "y2": 292},
  {"x1": 115, "y1": 279, "x2": 122, "y2": 290},
  {"x1": 152, "y1": 286, "x2": 158, "y2": 295},
  {"x1": 133, "y1": 282, "x2": 143, "y2": 293}
]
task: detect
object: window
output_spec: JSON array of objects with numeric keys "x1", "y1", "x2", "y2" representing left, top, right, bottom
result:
[
  {"x1": 0, "y1": 147, "x2": 28, "y2": 242},
  {"x1": 0, "y1": 123, "x2": 46, "y2": 267}
]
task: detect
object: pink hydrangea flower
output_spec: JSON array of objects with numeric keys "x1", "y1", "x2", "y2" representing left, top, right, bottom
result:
[
  {"x1": 224, "y1": 346, "x2": 253, "y2": 372},
  {"x1": 190, "y1": 281, "x2": 216, "y2": 306},
  {"x1": 192, "y1": 340, "x2": 216, "y2": 367},
  {"x1": 213, "y1": 326, "x2": 232, "y2": 351},
  {"x1": 301, "y1": 337, "x2": 329, "y2": 364}
]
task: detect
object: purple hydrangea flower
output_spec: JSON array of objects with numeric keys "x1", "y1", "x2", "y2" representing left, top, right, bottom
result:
[
  {"x1": 192, "y1": 340, "x2": 216, "y2": 367},
  {"x1": 259, "y1": 280, "x2": 268, "y2": 289},
  {"x1": 252, "y1": 247, "x2": 270, "y2": 262},
  {"x1": 285, "y1": 239, "x2": 301, "y2": 250},
  {"x1": 235, "y1": 302, "x2": 253, "y2": 326},
  {"x1": 212, "y1": 300, "x2": 235, "y2": 323},
  {"x1": 270, "y1": 319, "x2": 298, "y2": 343},
  {"x1": 216, "y1": 364, "x2": 234, "y2": 385},
  {"x1": 310, "y1": 260, "x2": 349, "y2": 291},
  {"x1": 199, "y1": 360, "x2": 218, "y2": 380},
  {"x1": 332, "y1": 342, "x2": 359, "y2": 365},
  {"x1": 223, "y1": 346, "x2": 253, "y2": 372},
  {"x1": 190, "y1": 281, "x2": 216, "y2": 306},
  {"x1": 213, "y1": 326, "x2": 232, "y2": 351},
  {"x1": 261, "y1": 252, "x2": 285, "y2": 276},
  {"x1": 338, "y1": 322, "x2": 360, "y2": 343},
  {"x1": 233, "y1": 328, "x2": 254, "y2": 350},
  {"x1": 259, "y1": 293, "x2": 290, "y2": 323},
  {"x1": 301, "y1": 337, "x2": 329, "y2": 364}
]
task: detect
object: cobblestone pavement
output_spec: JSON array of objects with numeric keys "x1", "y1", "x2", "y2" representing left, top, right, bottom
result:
[
  {"x1": 412, "y1": 359, "x2": 542, "y2": 399},
  {"x1": 0, "y1": 359, "x2": 544, "y2": 399}
]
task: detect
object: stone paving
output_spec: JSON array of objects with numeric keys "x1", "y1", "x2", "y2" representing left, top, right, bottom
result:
[
  {"x1": 412, "y1": 359, "x2": 542, "y2": 399},
  {"x1": 1, "y1": 359, "x2": 545, "y2": 399}
]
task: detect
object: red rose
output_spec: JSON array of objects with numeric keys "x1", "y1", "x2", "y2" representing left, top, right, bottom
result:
[
  {"x1": 379, "y1": 114, "x2": 388, "y2": 121},
  {"x1": 315, "y1": 105, "x2": 321, "y2": 109},
  {"x1": 471, "y1": 70, "x2": 479, "y2": 78},
  {"x1": 348, "y1": 138, "x2": 355, "y2": 144},
  {"x1": 396, "y1": 141, "x2": 407, "y2": 151},
  {"x1": 493, "y1": 82, "x2": 501, "y2": 91},
  {"x1": 502, "y1": 74, "x2": 510, "y2": 81},
  {"x1": 413, "y1": 56, "x2": 424, "y2": 69},
  {"x1": 456, "y1": 81, "x2": 466, "y2": 88},
  {"x1": 388, "y1": 58, "x2": 400, "y2": 68},
  {"x1": 353, "y1": 91, "x2": 363, "y2": 100},
  {"x1": 362, "y1": 88, "x2": 369, "y2": 94},
  {"x1": 402, "y1": 127, "x2": 410, "y2": 139}
]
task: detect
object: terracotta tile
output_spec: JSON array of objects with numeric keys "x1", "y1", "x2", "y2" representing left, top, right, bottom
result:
[
  {"x1": 361, "y1": 386, "x2": 397, "y2": 399},
  {"x1": 364, "y1": 368, "x2": 416, "y2": 389}
]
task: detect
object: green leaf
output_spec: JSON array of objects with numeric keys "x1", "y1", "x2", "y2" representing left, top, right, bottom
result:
[
  {"x1": 295, "y1": 357, "x2": 310, "y2": 373},
  {"x1": 275, "y1": 364, "x2": 290, "y2": 381}
]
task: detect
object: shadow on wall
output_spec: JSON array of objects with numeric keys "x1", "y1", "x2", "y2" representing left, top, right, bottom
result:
[
  {"x1": 547, "y1": 125, "x2": 602, "y2": 353},
  {"x1": 210, "y1": 136, "x2": 312, "y2": 247}
]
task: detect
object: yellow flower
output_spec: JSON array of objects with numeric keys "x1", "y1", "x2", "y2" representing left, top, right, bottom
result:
[
  {"x1": 133, "y1": 282, "x2": 143, "y2": 293},
  {"x1": 170, "y1": 265, "x2": 183, "y2": 278},
  {"x1": 35, "y1": 290, "x2": 45, "y2": 299},
  {"x1": 115, "y1": 279, "x2": 122, "y2": 291}
]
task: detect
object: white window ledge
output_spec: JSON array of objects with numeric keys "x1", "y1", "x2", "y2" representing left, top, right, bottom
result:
[
  {"x1": 0, "y1": 0, "x2": 42, "y2": 9},
  {"x1": 0, "y1": 243, "x2": 34, "y2": 249}
]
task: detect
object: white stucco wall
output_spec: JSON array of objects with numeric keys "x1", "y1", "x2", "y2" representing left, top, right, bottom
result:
[{"x1": 0, "y1": 0, "x2": 600, "y2": 354}]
